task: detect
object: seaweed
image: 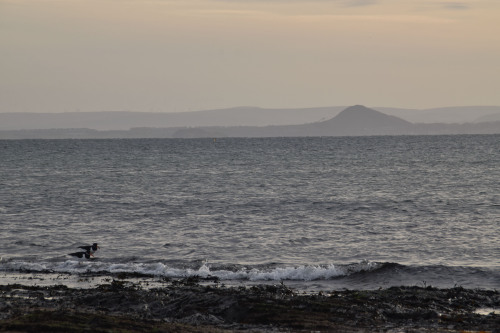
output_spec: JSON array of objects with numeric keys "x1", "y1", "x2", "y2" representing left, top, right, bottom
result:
[{"x1": 1, "y1": 282, "x2": 498, "y2": 332}]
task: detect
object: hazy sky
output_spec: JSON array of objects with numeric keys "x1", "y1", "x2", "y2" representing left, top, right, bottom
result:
[{"x1": 1, "y1": 0, "x2": 499, "y2": 113}]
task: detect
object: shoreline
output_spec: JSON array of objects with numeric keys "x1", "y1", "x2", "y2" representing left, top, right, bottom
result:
[{"x1": 1, "y1": 276, "x2": 498, "y2": 332}]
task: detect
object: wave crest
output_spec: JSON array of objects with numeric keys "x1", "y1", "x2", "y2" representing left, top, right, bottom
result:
[{"x1": 0, "y1": 260, "x2": 384, "y2": 281}]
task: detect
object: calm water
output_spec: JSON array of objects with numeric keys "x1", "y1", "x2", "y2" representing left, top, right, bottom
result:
[{"x1": 0, "y1": 135, "x2": 499, "y2": 290}]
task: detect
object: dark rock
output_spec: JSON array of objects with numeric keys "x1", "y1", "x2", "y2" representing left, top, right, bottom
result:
[{"x1": 0, "y1": 282, "x2": 498, "y2": 332}]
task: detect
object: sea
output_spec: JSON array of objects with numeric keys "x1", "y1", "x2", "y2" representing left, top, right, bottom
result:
[{"x1": 0, "y1": 135, "x2": 499, "y2": 292}]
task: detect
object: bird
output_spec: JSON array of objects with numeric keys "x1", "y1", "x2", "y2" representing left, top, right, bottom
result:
[
  {"x1": 78, "y1": 243, "x2": 100, "y2": 254},
  {"x1": 68, "y1": 251, "x2": 94, "y2": 259}
]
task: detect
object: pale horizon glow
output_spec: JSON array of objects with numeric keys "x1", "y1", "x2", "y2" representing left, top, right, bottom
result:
[{"x1": 1, "y1": 0, "x2": 499, "y2": 113}]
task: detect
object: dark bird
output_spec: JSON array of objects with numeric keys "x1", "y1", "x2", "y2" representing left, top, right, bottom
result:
[
  {"x1": 78, "y1": 243, "x2": 100, "y2": 254},
  {"x1": 68, "y1": 251, "x2": 93, "y2": 259}
]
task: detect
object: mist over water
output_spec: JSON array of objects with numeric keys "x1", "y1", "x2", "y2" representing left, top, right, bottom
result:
[{"x1": 0, "y1": 135, "x2": 499, "y2": 290}]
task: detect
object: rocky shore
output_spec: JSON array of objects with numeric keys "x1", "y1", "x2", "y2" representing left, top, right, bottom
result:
[{"x1": 1, "y1": 276, "x2": 498, "y2": 332}]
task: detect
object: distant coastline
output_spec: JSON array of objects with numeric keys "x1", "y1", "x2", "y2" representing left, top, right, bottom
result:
[{"x1": 1, "y1": 105, "x2": 499, "y2": 139}]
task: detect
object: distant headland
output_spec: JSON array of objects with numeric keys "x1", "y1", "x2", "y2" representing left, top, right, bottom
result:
[{"x1": 1, "y1": 105, "x2": 499, "y2": 139}]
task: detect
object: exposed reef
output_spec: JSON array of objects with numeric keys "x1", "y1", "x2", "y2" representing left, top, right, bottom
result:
[{"x1": 1, "y1": 277, "x2": 498, "y2": 332}]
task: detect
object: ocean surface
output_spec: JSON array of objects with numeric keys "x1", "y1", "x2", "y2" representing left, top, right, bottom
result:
[{"x1": 1, "y1": 135, "x2": 499, "y2": 291}]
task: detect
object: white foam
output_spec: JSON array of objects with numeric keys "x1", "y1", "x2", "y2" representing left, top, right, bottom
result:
[
  {"x1": 0, "y1": 260, "x2": 382, "y2": 281},
  {"x1": 248, "y1": 264, "x2": 345, "y2": 281}
]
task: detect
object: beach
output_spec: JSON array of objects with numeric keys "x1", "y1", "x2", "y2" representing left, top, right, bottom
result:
[{"x1": 1, "y1": 275, "x2": 498, "y2": 332}]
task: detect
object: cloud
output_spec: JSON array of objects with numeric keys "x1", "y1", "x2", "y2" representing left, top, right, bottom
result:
[
  {"x1": 344, "y1": 0, "x2": 378, "y2": 7},
  {"x1": 441, "y1": 2, "x2": 470, "y2": 10},
  {"x1": 213, "y1": 0, "x2": 378, "y2": 4}
]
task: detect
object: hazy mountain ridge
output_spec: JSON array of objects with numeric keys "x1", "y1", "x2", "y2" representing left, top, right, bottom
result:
[
  {"x1": 375, "y1": 106, "x2": 500, "y2": 124},
  {"x1": 1, "y1": 105, "x2": 499, "y2": 131},
  {"x1": 0, "y1": 107, "x2": 347, "y2": 131},
  {"x1": 1, "y1": 105, "x2": 499, "y2": 139}
]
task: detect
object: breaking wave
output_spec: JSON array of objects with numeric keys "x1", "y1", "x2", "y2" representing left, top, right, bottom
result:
[
  {"x1": 0, "y1": 259, "x2": 383, "y2": 281},
  {"x1": 2, "y1": 258, "x2": 497, "y2": 290}
]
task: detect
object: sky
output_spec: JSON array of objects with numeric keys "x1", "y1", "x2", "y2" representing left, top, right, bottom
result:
[{"x1": 1, "y1": 0, "x2": 499, "y2": 113}]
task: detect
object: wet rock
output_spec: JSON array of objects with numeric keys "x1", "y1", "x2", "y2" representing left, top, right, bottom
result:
[
  {"x1": 179, "y1": 312, "x2": 224, "y2": 325},
  {"x1": 0, "y1": 283, "x2": 498, "y2": 332}
]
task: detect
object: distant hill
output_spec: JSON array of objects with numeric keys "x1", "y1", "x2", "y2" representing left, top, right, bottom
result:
[
  {"x1": 313, "y1": 105, "x2": 414, "y2": 136},
  {"x1": 1, "y1": 105, "x2": 498, "y2": 139},
  {"x1": 1, "y1": 105, "x2": 500, "y2": 132},
  {"x1": 375, "y1": 106, "x2": 500, "y2": 124},
  {"x1": 168, "y1": 105, "x2": 417, "y2": 138}
]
